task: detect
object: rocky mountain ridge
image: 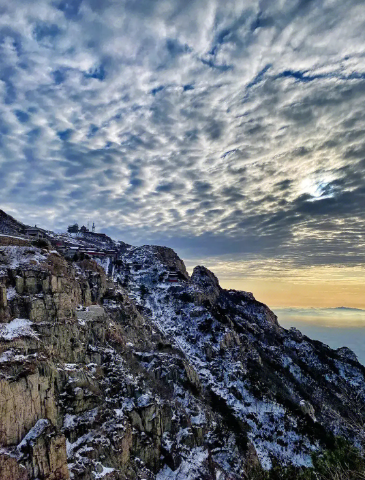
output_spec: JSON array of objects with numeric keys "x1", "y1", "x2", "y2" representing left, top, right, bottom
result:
[
  {"x1": 0, "y1": 209, "x2": 28, "y2": 236},
  {"x1": 0, "y1": 213, "x2": 364, "y2": 479}
]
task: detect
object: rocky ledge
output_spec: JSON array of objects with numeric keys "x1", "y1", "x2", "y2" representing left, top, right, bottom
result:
[{"x1": 0, "y1": 238, "x2": 364, "y2": 479}]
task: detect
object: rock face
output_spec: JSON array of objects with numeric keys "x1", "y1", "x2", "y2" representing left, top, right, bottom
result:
[
  {"x1": 0, "y1": 455, "x2": 29, "y2": 480},
  {"x1": 16, "y1": 420, "x2": 70, "y2": 480},
  {"x1": 0, "y1": 367, "x2": 57, "y2": 445},
  {"x1": 191, "y1": 265, "x2": 221, "y2": 305},
  {"x1": 152, "y1": 245, "x2": 190, "y2": 280},
  {"x1": 0, "y1": 229, "x2": 364, "y2": 479},
  {"x1": 0, "y1": 209, "x2": 27, "y2": 236}
]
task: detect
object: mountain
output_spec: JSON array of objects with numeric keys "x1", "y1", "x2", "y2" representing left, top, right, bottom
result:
[
  {"x1": 0, "y1": 213, "x2": 364, "y2": 479},
  {"x1": 0, "y1": 209, "x2": 27, "y2": 236},
  {"x1": 334, "y1": 306, "x2": 365, "y2": 312}
]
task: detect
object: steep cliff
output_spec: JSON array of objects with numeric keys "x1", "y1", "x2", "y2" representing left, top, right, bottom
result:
[
  {"x1": 0, "y1": 232, "x2": 364, "y2": 479},
  {"x1": 0, "y1": 210, "x2": 27, "y2": 236}
]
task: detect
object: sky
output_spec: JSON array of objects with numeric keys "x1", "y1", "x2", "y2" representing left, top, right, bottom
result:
[
  {"x1": 1, "y1": 0, "x2": 365, "y2": 308},
  {"x1": 275, "y1": 307, "x2": 365, "y2": 365}
]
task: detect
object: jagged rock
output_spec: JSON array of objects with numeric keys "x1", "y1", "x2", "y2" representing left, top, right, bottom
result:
[
  {"x1": 0, "y1": 285, "x2": 9, "y2": 322},
  {"x1": 2, "y1": 250, "x2": 109, "y2": 326},
  {"x1": 300, "y1": 400, "x2": 316, "y2": 422},
  {"x1": 191, "y1": 265, "x2": 221, "y2": 305},
  {"x1": 0, "y1": 454, "x2": 29, "y2": 480},
  {"x1": 184, "y1": 361, "x2": 202, "y2": 392},
  {"x1": 0, "y1": 365, "x2": 58, "y2": 445},
  {"x1": 336, "y1": 346, "x2": 358, "y2": 362},
  {"x1": 15, "y1": 275, "x2": 25, "y2": 295},
  {"x1": 151, "y1": 246, "x2": 189, "y2": 280},
  {"x1": 0, "y1": 285, "x2": 7, "y2": 308},
  {"x1": 0, "y1": 209, "x2": 26, "y2": 236},
  {"x1": 289, "y1": 326, "x2": 304, "y2": 341},
  {"x1": 220, "y1": 331, "x2": 241, "y2": 350},
  {"x1": 0, "y1": 224, "x2": 364, "y2": 480},
  {"x1": 31, "y1": 431, "x2": 69, "y2": 480},
  {"x1": 17, "y1": 420, "x2": 69, "y2": 480}
]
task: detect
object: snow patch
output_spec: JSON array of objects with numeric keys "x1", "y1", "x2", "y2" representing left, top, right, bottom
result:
[
  {"x1": 137, "y1": 394, "x2": 151, "y2": 408},
  {"x1": 17, "y1": 419, "x2": 50, "y2": 452},
  {"x1": 156, "y1": 447, "x2": 209, "y2": 480},
  {"x1": 0, "y1": 318, "x2": 38, "y2": 341},
  {"x1": 93, "y1": 464, "x2": 115, "y2": 478},
  {"x1": 6, "y1": 287, "x2": 17, "y2": 301},
  {"x1": 0, "y1": 246, "x2": 47, "y2": 269},
  {"x1": 0, "y1": 349, "x2": 37, "y2": 363}
]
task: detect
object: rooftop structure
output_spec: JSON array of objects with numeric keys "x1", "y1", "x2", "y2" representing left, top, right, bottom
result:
[{"x1": 25, "y1": 226, "x2": 47, "y2": 239}]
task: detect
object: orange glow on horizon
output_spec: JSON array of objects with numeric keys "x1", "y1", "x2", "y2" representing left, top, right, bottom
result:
[
  {"x1": 186, "y1": 260, "x2": 365, "y2": 310},
  {"x1": 219, "y1": 277, "x2": 365, "y2": 309}
]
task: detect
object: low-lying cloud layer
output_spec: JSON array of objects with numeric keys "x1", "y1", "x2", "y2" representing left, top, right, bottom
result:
[{"x1": 1, "y1": 0, "x2": 365, "y2": 272}]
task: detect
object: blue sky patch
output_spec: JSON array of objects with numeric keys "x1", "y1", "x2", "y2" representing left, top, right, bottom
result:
[
  {"x1": 57, "y1": 129, "x2": 73, "y2": 141},
  {"x1": 84, "y1": 65, "x2": 106, "y2": 81},
  {"x1": 15, "y1": 110, "x2": 30, "y2": 123}
]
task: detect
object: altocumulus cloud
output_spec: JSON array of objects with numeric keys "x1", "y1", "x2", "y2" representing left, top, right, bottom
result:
[{"x1": 0, "y1": 0, "x2": 365, "y2": 269}]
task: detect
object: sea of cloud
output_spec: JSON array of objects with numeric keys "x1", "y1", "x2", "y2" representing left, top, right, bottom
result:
[{"x1": 275, "y1": 306, "x2": 365, "y2": 365}]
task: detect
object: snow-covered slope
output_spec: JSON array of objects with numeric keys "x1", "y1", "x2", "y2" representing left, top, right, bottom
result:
[
  {"x1": 0, "y1": 210, "x2": 27, "y2": 236},
  {"x1": 113, "y1": 244, "x2": 365, "y2": 473}
]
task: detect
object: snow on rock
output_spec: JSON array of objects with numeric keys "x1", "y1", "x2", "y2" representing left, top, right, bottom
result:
[
  {"x1": 6, "y1": 287, "x2": 17, "y2": 301},
  {"x1": 0, "y1": 349, "x2": 37, "y2": 363},
  {"x1": 66, "y1": 432, "x2": 95, "y2": 457},
  {"x1": 191, "y1": 412, "x2": 206, "y2": 426},
  {"x1": 93, "y1": 464, "x2": 115, "y2": 478},
  {"x1": 1, "y1": 230, "x2": 365, "y2": 480},
  {"x1": 63, "y1": 408, "x2": 99, "y2": 431},
  {"x1": 63, "y1": 363, "x2": 78, "y2": 371},
  {"x1": 0, "y1": 318, "x2": 38, "y2": 341},
  {"x1": 0, "y1": 246, "x2": 47, "y2": 269},
  {"x1": 109, "y1": 243, "x2": 365, "y2": 474},
  {"x1": 156, "y1": 447, "x2": 209, "y2": 480},
  {"x1": 17, "y1": 419, "x2": 50, "y2": 452},
  {"x1": 137, "y1": 394, "x2": 152, "y2": 408}
]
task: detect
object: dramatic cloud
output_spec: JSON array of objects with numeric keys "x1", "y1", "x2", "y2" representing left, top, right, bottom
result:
[{"x1": 1, "y1": 0, "x2": 365, "y2": 274}]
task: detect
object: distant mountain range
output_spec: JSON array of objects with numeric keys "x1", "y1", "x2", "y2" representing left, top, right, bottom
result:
[
  {"x1": 275, "y1": 306, "x2": 365, "y2": 313},
  {"x1": 333, "y1": 306, "x2": 365, "y2": 311}
]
